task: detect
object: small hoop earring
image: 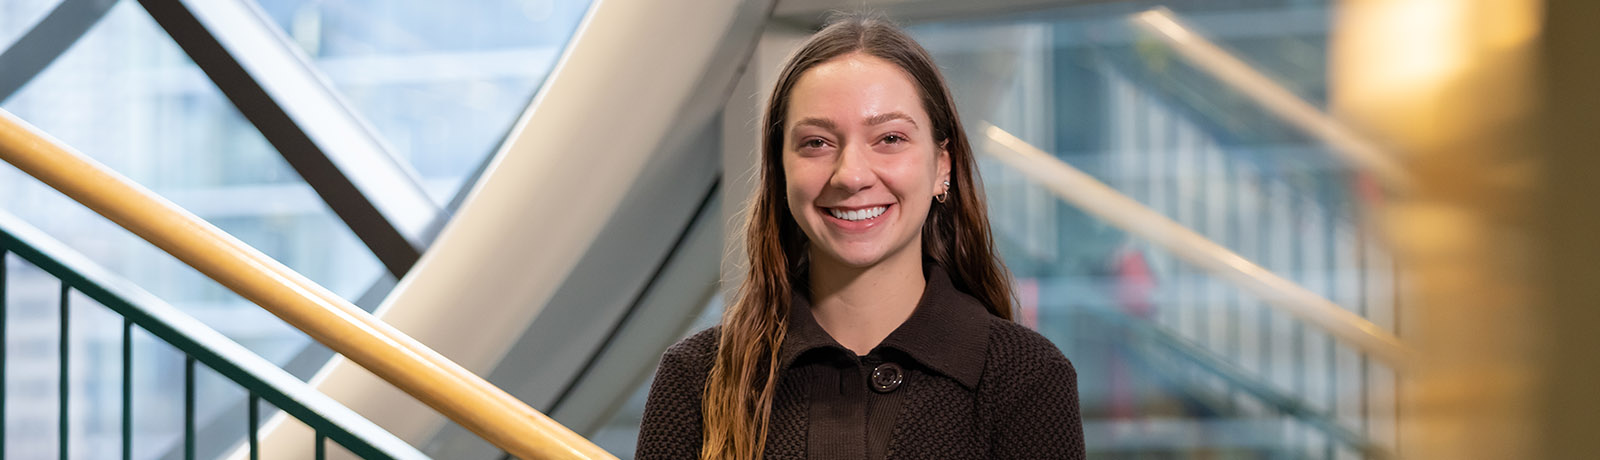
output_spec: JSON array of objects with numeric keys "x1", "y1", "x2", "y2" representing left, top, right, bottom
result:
[{"x1": 937, "y1": 180, "x2": 950, "y2": 203}]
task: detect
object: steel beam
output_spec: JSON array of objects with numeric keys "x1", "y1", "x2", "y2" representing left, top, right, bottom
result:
[
  {"x1": 137, "y1": 0, "x2": 441, "y2": 278},
  {"x1": 0, "y1": 0, "x2": 118, "y2": 103}
]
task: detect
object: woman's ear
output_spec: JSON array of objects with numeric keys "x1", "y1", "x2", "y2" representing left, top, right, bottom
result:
[{"x1": 936, "y1": 140, "x2": 952, "y2": 194}]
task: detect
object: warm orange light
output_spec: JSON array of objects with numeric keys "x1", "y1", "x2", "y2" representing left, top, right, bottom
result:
[{"x1": 1363, "y1": 0, "x2": 1469, "y2": 95}]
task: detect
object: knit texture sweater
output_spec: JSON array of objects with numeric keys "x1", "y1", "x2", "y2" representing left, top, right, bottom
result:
[{"x1": 636, "y1": 266, "x2": 1086, "y2": 459}]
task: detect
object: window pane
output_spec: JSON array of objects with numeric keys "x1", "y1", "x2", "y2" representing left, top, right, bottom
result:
[
  {"x1": 0, "y1": 0, "x2": 58, "y2": 48},
  {"x1": 909, "y1": 0, "x2": 1393, "y2": 457},
  {"x1": 1, "y1": 1, "x2": 383, "y2": 457},
  {"x1": 254, "y1": 0, "x2": 596, "y2": 202}
]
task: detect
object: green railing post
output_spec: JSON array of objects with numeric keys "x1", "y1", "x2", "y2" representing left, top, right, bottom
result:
[
  {"x1": 249, "y1": 393, "x2": 259, "y2": 460},
  {"x1": 185, "y1": 355, "x2": 195, "y2": 460},
  {"x1": 58, "y1": 281, "x2": 68, "y2": 460},
  {"x1": 122, "y1": 318, "x2": 132, "y2": 460},
  {"x1": 1, "y1": 248, "x2": 7, "y2": 460}
]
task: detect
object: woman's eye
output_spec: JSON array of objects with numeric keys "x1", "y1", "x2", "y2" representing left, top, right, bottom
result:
[
  {"x1": 882, "y1": 134, "x2": 905, "y2": 144},
  {"x1": 802, "y1": 138, "x2": 827, "y2": 149}
]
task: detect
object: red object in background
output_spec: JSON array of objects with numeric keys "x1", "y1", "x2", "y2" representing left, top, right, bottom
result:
[
  {"x1": 1016, "y1": 277, "x2": 1039, "y2": 329},
  {"x1": 1114, "y1": 249, "x2": 1157, "y2": 319},
  {"x1": 1353, "y1": 171, "x2": 1384, "y2": 206},
  {"x1": 1111, "y1": 248, "x2": 1158, "y2": 420}
]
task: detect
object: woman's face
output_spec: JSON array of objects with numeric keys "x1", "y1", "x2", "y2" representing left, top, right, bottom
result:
[{"x1": 783, "y1": 52, "x2": 950, "y2": 270}]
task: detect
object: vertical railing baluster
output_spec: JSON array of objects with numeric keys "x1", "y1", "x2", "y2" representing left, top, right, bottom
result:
[
  {"x1": 1257, "y1": 175, "x2": 1273, "y2": 446},
  {"x1": 1327, "y1": 336, "x2": 1338, "y2": 459},
  {"x1": 185, "y1": 355, "x2": 195, "y2": 460},
  {"x1": 1391, "y1": 248, "x2": 1404, "y2": 455},
  {"x1": 1293, "y1": 320, "x2": 1308, "y2": 454},
  {"x1": 1230, "y1": 163, "x2": 1244, "y2": 342},
  {"x1": 1358, "y1": 226, "x2": 1373, "y2": 459},
  {"x1": 1, "y1": 248, "x2": 7, "y2": 460},
  {"x1": 1291, "y1": 198, "x2": 1307, "y2": 456},
  {"x1": 1362, "y1": 353, "x2": 1373, "y2": 459},
  {"x1": 1222, "y1": 155, "x2": 1240, "y2": 413},
  {"x1": 315, "y1": 432, "x2": 326, "y2": 460},
  {"x1": 58, "y1": 281, "x2": 68, "y2": 460},
  {"x1": 122, "y1": 318, "x2": 132, "y2": 460},
  {"x1": 1195, "y1": 143, "x2": 1211, "y2": 357},
  {"x1": 1324, "y1": 190, "x2": 1339, "y2": 459},
  {"x1": 248, "y1": 393, "x2": 259, "y2": 460}
]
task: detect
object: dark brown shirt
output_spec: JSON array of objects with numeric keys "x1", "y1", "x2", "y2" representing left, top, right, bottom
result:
[{"x1": 637, "y1": 265, "x2": 1086, "y2": 459}]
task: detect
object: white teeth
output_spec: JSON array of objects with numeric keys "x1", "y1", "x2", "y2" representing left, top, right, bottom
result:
[{"x1": 828, "y1": 206, "x2": 887, "y2": 222}]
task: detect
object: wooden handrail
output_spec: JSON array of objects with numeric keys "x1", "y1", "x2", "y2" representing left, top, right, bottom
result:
[
  {"x1": 977, "y1": 122, "x2": 1414, "y2": 369},
  {"x1": 0, "y1": 109, "x2": 616, "y2": 460}
]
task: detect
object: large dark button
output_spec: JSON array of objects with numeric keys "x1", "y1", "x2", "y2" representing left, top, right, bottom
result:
[{"x1": 870, "y1": 362, "x2": 904, "y2": 393}]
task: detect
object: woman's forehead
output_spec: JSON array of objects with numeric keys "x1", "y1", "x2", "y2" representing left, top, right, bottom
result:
[{"x1": 785, "y1": 53, "x2": 929, "y2": 129}]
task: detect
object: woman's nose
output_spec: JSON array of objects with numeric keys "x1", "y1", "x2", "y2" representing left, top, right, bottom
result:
[{"x1": 829, "y1": 143, "x2": 874, "y2": 192}]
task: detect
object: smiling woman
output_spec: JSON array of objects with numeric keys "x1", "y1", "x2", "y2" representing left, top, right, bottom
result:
[
  {"x1": 637, "y1": 14, "x2": 1085, "y2": 460},
  {"x1": 784, "y1": 52, "x2": 948, "y2": 275}
]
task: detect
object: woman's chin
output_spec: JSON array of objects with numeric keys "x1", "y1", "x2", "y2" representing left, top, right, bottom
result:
[
  {"x1": 816, "y1": 242, "x2": 898, "y2": 270},
  {"x1": 832, "y1": 253, "x2": 886, "y2": 269}
]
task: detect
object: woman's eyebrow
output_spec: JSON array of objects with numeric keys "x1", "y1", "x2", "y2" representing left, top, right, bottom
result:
[
  {"x1": 794, "y1": 117, "x2": 837, "y2": 131},
  {"x1": 864, "y1": 111, "x2": 916, "y2": 128}
]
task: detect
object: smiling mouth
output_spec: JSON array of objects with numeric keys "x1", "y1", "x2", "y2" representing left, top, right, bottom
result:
[{"x1": 825, "y1": 205, "x2": 889, "y2": 222}]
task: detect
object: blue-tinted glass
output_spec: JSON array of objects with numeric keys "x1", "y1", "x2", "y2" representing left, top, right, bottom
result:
[
  {"x1": 254, "y1": 0, "x2": 596, "y2": 202},
  {"x1": 1, "y1": 1, "x2": 383, "y2": 457},
  {"x1": 909, "y1": 1, "x2": 1395, "y2": 457},
  {"x1": 0, "y1": 0, "x2": 58, "y2": 47}
]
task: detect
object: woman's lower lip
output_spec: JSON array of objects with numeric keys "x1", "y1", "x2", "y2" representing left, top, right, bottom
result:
[{"x1": 822, "y1": 205, "x2": 893, "y2": 232}]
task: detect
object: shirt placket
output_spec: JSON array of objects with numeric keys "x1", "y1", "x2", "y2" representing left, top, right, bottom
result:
[{"x1": 807, "y1": 354, "x2": 868, "y2": 460}]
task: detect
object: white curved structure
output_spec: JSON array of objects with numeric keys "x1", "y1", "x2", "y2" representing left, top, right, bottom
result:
[{"x1": 247, "y1": 0, "x2": 772, "y2": 457}]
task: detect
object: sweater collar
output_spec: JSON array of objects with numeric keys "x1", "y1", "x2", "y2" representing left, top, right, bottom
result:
[{"x1": 779, "y1": 264, "x2": 994, "y2": 389}]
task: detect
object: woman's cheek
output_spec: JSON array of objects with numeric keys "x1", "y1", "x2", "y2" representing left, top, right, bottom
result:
[
  {"x1": 878, "y1": 159, "x2": 932, "y2": 194},
  {"x1": 787, "y1": 161, "x2": 827, "y2": 194}
]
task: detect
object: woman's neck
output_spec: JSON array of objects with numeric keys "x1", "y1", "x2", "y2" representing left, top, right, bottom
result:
[{"x1": 807, "y1": 246, "x2": 926, "y2": 356}]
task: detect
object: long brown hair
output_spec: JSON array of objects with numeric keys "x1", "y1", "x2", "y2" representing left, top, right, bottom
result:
[{"x1": 701, "y1": 15, "x2": 1013, "y2": 460}]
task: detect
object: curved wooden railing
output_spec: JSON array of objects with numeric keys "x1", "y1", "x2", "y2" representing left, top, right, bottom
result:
[{"x1": 0, "y1": 109, "x2": 615, "y2": 460}]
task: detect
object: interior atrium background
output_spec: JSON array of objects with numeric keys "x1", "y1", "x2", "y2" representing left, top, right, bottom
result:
[{"x1": 0, "y1": 0, "x2": 1412, "y2": 458}]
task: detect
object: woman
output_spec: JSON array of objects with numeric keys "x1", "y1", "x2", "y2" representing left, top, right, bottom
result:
[{"x1": 638, "y1": 15, "x2": 1084, "y2": 460}]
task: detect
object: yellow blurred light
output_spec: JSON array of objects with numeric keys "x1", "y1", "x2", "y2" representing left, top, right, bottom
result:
[
  {"x1": 1358, "y1": 0, "x2": 1469, "y2": 96},
  {"x1": 1483, "y1": 0, "x2": 1542, "y2": 51}
]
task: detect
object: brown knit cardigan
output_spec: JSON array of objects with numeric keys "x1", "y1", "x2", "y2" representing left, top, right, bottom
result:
[{"x1": 636, "y1": 267, "x2": 1086, "y2": 459}]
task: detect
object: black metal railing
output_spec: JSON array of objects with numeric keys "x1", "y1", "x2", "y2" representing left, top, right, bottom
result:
[{"x1": 0, "y1": 210, "x2": 426, "y2": 460}]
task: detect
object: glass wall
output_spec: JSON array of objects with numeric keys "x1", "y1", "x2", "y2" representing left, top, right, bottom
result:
[
  {"x1": 0, "y1": 0, "x2": 591, "y2": 457},
  {"x1": 911, "y1": 1, "x2": 1397, "y2": 458},
  {"x1": 0, "y1": 0, "x2": 54, "y2": 47},
  {"x1": 255, "y1": 0, "x2": 593, "y2": 202}
]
